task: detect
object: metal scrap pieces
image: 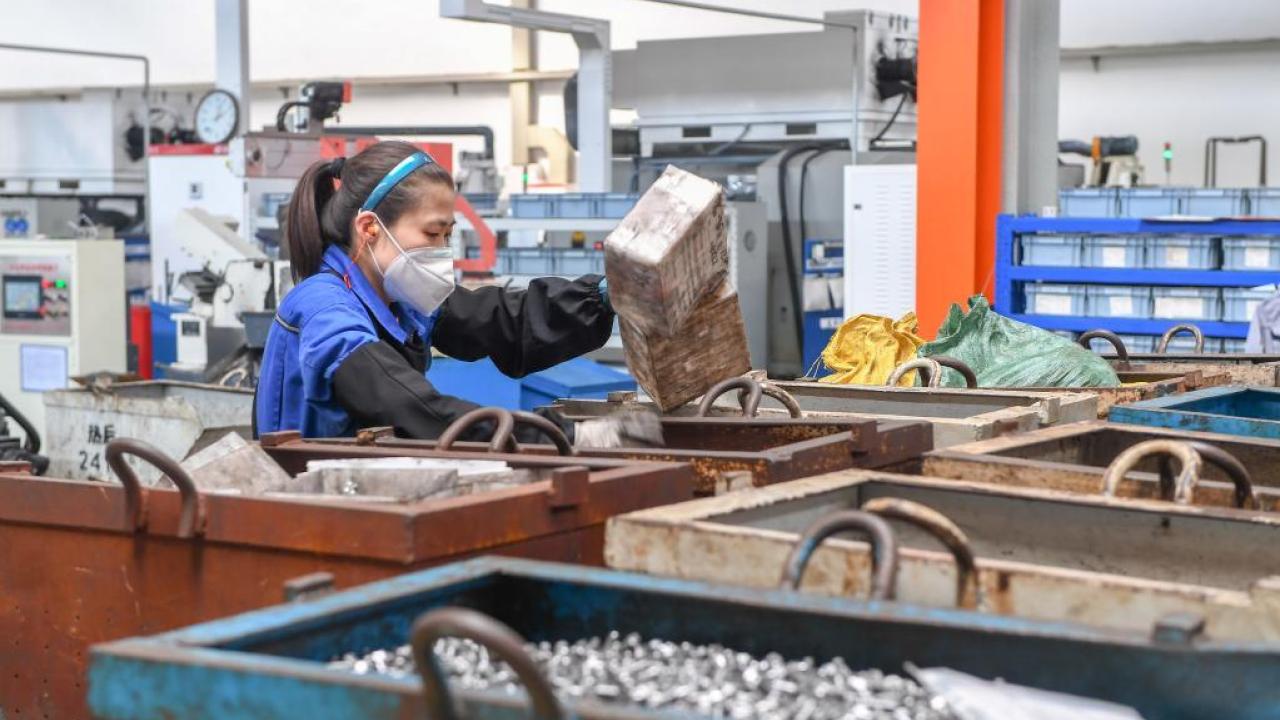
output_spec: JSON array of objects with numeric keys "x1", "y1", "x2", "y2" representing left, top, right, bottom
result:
[{"x1": 329, "y1": 631, "x2": 954, "y2": 719}]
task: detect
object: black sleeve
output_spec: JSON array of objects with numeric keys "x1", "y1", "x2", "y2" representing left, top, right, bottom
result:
[
  {"x1": 332, "y1": 341, "x2": 578, "y2": 443},
  {"x1": 332, "y1": 340, "x2": 487, "y2": 440},
  {"x1": 432, "y1": 274, "x2": 615, "y2": 378}
]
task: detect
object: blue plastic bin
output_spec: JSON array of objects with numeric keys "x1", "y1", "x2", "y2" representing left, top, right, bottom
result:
[
  {"x1": 1249, "y1": 188, "x2": 1280, "y2": 216},
  {"x1": 1151, "y1": 287, "x2": 1221, "y2": 321},
  {"x1": 1222, "y1": 237, "x2": 1280, "y2": 270},
  {"x1": 149, "y1": 301, "x2": 184, "y2": 369},
  {"x1": 1118, "y1": 188, "x2": 1183, "y2": 218},
  {"x1": 1222, "y1": 286, "x2": 1276, "y2": 322},
  {"x1": 1018, "y1": 234, "x2": 1081, "y2": 266},
  {"x1": 1185, "y1": 189, "x2": 1248, "y2": 217},
  {"x1": 1058, "y1": 188, "x2": 1118, "y2": 217},
  {"x1": 520, "y1": 357, "x2": 635, "y2": 409},
  {"x1": 1145, "y1": 235, "x2": 1217, "y2": 270},
  {"x1": 556, "y1": 248, "x2": 606, "y2": 276},
  {"x1": 428, "y1": 356, "x2": 634, "y2": 411},
  {"x1": 1083, "y1": 235, "x2": 1144, "y2": 268},
  {"x1": 1022, "y1": 282, "x2": 1087, "y2": 316},
  {"x1": 1086, "y1": 286, "x2": 1152, "y2": 318},
  {"x1": 597, "y1": 192, "x2": 640, "y2": 218}
]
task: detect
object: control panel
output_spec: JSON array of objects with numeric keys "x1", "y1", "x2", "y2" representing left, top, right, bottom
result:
[{"x1": 1, "y1": 255, "x2": 72, "y2": 335}]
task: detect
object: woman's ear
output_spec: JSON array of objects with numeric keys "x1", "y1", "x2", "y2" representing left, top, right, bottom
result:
[{"x1": 352, "y1": 211, "x2": 381, "y2": 248}]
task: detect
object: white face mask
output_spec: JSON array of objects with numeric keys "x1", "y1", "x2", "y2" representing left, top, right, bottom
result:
[{"x1": 367, "y1": 214, "x2": 456, "y2": 316}]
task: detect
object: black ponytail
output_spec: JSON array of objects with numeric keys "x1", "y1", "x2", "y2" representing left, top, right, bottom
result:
[{"x1": 283, "y1": 140, "x2": 454, "y2": 282}]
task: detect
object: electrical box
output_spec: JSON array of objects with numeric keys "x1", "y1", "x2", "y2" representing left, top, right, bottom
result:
[
  {"x1": 844, "y1": 164, "x2": 917, "y2": 320},
  {"x1": 0, "y1": 240, "x2": 126, "y2": 442},
  {"x1": 0, "y1": 198, "x2": 81, "y2": 239}
]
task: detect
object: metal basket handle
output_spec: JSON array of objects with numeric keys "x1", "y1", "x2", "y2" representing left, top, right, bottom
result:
[
  {"x1": 931, "y1": 356, "x2": 978, "y2": 389},
  {"x1": 780, "y1": 510, "x2": 899, "y2": 601},
  {"x1": 1102, "y1": 440, "x2": 1202, "y2": 505},
  {"x1": 695, "y1": 377, "x2": 763, "y2": 418},
  {"x1": 412, "y1": 607, "x2": 563, "y2": 720},
  {"x1": 1163, "y1": 441, "x2": 1258, "y2": 510},
  {"x1": 104, "y1": 437, "x2": 206, "y2": 539},
  {"x1": 886, "y1": 358, "x2": 942, "y2": 388},
  {"x1": 437, "y1": 408, "x2": 518, "y2": 453},
  {"x1": 1156, "y1": 324, "x2": 1205, "y2": 354},
  {"x1": 862, "y1": 497, "x2": 981, "y2": 609},
  {"x1": 1078, "y1": 330, "x2": 1130, "y2": 366},
  {"x1": 511, "y1": 411, "x2": 575, "y2": 456},
  {"x1": 757, "y1": 382, "x2": 803, "y2": 418}
]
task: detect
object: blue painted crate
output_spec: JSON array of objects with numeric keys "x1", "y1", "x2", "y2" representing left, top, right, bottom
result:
[
  {"x1": 88, "y1": 557, "x2": 1280, "y2": 720},
  {"x1": 1111, "y1": 385, "x2": 1280, "y2": 439},
  {"x1": 1058, "y1": 188, "x2": 1118, "y2": 217}
]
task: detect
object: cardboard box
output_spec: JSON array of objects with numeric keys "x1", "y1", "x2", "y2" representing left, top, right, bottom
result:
[{"x1": 605, "y1": 165, "x2": 727, "y2": 337}]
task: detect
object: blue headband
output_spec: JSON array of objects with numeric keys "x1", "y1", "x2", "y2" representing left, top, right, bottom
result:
[{"x1": 359, "y1": 151, "x2": 437, "y2": 212}]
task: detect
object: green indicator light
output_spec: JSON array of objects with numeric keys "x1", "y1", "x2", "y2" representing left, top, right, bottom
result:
[
  {"x1": 1162, "y1": 150, "x2": 1173, "y2": 160},
  {"x1": 54, "y1": 280, "x2": 66, "y2": 289}
]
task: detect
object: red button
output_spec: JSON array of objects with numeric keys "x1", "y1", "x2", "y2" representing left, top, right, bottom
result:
[{"x1": 41, "y1": 279, "x2": 52, "y2": 289}]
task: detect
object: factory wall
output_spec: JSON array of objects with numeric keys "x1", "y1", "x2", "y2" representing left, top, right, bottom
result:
[
  {"x1": 1, "y1": 0, "x2": 1277, "y2": 188},
  {"x1": 1058, "y1": 49, "x2": 1280, "y2": 188}
]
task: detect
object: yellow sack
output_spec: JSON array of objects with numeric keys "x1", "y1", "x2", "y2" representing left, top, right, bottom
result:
[{"x1": 818, "y1": 312, "x2": 924, "y2": 386}]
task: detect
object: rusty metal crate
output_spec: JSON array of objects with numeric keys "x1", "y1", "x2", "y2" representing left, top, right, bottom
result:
[
  {"x1": 924, "y1": 420, "x2": 1280, "y2": 511},
  {"x1": 606, "y1": 468, "x2": 1280, "y2": 643},
  {"x1": 0, "y1": 439, "x2": 693, "y2": 719},
  {"x1": 993, "y1": 369, "x2": 1230, "y2": 418},
  {"x1": 552, "y1": 382, "x2": 1097, "y2": 448},
  {"x1": 313, "y1": 411, "x2": 932, "y2": 497},
  {"x1": 89, "y1": 557, "x2": 1280, "y2": 720}
]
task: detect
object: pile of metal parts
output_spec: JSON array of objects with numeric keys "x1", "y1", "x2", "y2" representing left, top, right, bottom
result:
[{"x1": 331, "y1": 632, "x2": 954, "y2": 720}]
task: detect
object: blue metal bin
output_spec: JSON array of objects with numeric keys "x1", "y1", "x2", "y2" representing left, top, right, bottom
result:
[
  {"x1": 1110, "y1": 385, "x2": 1280, "y2": 439},
  {"x1": 89, "y1": 557, "x2": 1280, "y2": 720}
]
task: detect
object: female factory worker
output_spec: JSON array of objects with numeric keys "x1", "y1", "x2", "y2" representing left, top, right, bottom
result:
[{"x1": 255, "y1": 140, "x2": 615, "y2": 439}]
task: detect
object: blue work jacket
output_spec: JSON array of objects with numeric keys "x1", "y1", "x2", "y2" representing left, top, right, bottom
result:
[{"x1": 255, "y1": 244, "x2": 613, "y2": 439}]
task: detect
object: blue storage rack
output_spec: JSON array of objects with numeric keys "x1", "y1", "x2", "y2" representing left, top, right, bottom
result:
[{"x1": 996, "y1": 215, "x2": 1280, "y2": 341}]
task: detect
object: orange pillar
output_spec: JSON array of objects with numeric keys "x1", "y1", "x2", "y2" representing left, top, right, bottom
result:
[{"x1": 916, "y1": 0, "x2": 1005, "y2": 339}]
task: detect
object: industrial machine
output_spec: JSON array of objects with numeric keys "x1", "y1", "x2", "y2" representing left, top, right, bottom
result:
[
  {"x1": 614, "y1": 10, "x2": 919, "y2": 376},
  {"x1": 1058, "y1": 135, "x2": 1144, "y2": 187},
  {"x1": 0, "y1": 239, "x2": 126, "y2": 441}
]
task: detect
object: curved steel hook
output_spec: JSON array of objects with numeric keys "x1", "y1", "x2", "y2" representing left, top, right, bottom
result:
[
  {"x1": 863, "y1": 497, "x2": 981, "y2": 609},
  {"x1": 411, "y1": 607, "x2": 563, "y2": 720},
  {"x1": 1078, "y1": 330, "x2": 1130, "y2": 367},
  {"x1": 511, "y1": 411, "x2": 576, "y2": 456},
  {"x1": 780, "y1": 510, "x2": 899, "y2": 601},
  {"x1": 1156, "y1": 324, "x2": 1205, "y2": 354},
  {"x1": 931, "y1": 356, "x2": 978, "y2": 389},
  {"x1": 887, "y1": 358, "x2": 942, "y2": 388},
  {"x1": 437, "y1": 408, "x2": 518, "y2": 453},
  {"x1": 1162, "y1": 440, "x2": 1258, "y2": 510},
  {"x1": 1102, "y1": 440, "x2": 1202, "y2": 505},
  {"x1": 104, "y1": 437, "x2": 206, "y2": 538},
  {"x1": 756, "y1": 382, "x2": 804, "y2": 418},
  {"x1": 696, "y1": 377, "x2": 764, "y2": 418}
]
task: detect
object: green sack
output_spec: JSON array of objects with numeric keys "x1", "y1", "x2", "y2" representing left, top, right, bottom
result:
[{"x1": 918, "y1": 296, "x2": 1120, "y2": 388}]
